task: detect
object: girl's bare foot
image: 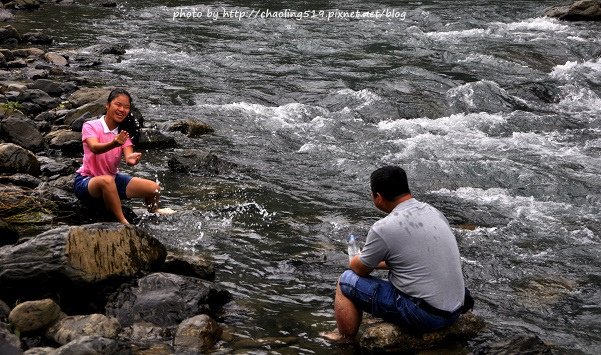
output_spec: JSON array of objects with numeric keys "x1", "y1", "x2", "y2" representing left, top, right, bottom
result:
[{"x1": 155, "y1": 207, "x2": 176, "y2": 215}]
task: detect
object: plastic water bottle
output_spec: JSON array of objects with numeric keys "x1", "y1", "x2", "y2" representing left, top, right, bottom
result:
[{"x1": 347, "y1": 234, "x2": 360, "y2": 261}]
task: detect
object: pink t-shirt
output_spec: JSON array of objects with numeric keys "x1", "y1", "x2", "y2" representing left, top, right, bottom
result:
[{"x1": 77, "y1": 116, "x2": 133, "y2": 177}]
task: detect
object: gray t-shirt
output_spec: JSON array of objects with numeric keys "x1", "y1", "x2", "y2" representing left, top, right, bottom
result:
[{"x1": 360, "y1": 198, "x2": 465, "y2": 312}]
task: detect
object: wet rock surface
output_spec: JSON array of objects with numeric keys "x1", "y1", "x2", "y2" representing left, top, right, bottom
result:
[
  {"x1": 545, "y1": 0, "x2": 601, "y2": 21},
  {"x1": 105, "y1": 272, "x2": 230, "y2": 327},
  {"x1": 8, "y1": 299, "x2": 62, "y2": 333},
  {"x1": 359, "y1": 313, "x2": 485, "y2": 352}
]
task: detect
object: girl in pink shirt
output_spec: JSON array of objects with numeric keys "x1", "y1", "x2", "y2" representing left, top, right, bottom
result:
[{"x1": 74, "y1": 88, "x2": 173, "y2": 224}]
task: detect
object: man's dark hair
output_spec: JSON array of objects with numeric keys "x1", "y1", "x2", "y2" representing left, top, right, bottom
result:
[{"x1": 370, "y1": 166, "x2": 411, "y2": 201}]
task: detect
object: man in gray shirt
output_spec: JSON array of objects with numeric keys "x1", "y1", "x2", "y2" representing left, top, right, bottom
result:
[{"x1": 324, "y1": 166, "x2": 472, "y2": 340}]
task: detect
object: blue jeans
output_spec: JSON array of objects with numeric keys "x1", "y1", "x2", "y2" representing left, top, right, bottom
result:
[{"x1": 339, "y1": 270, "x2": 460, "y2": 332}]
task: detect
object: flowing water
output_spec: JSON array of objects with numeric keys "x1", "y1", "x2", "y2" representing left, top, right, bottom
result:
[{"x1": 14, "y1": 0, "x2": 601, "y2": 353}]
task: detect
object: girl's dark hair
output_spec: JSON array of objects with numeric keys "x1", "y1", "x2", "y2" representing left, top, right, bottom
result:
[
  {"x1": 370, "y1": 166, "x2": 411, "y2": 201},
  {"x1": 107, "y1": 88, "x2": 132, "y2": 105},
  {"x1": 108, "y1": 88, "x2": 144, "y2": 145}
]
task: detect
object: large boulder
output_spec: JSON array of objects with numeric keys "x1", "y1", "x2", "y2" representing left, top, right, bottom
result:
[
  {"x1": 545, "y1": 0, "x2": 601, "y2": 21},
  {"x1": 8, "y1": 299, "x2": 62, "y2": 333},
  {"x1": 173, "y1": 314, "x2": 222, "y2": 352},
  {"x1": 105, "y1": 272, "x2": 230, "y2": 327},
  {"x1": 0, "y1": 143, "x2": 40, "y2": 175},
  {"x1": 167, "y1": 149, "x2": 236, "y2": 175},
  {"x1": 0, "y1": 115, "x2": 44, "y2": 152},
  {"x1": 0, "y1": 223, "x2": 167, "y2": 301},
  {"x1": 359, "y1": 313, "x2": 485, "y2": 352},
  {"x1": 46, "y1": 314, "x2": 120, "y2": 345}
]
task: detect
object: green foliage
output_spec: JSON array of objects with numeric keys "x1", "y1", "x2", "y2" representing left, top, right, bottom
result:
[{"x1": 0, "y1": 101, "x2": 25, "y2": 115}]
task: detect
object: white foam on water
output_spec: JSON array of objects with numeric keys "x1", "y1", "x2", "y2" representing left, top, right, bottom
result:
[
  {"x1": 335, "y1": 88, "x2": 384, "y2": 110},
  {"x1": 116, "y1": 46, "x2": 199, "y2": 68},
  {"x1": 501, "y1": 17, "x2": 570, "y2": 32},
  {"x1": 378, "y1": 112, "x2": 506, "y2": 136},
  {"x1": 555, "y1": 86, "x2": 601, "y2": 113},
  {"x1": 201, "y1": 101, "x2": 329, "y2": 130},
  {"x1": 425, "y1": 17, "x2": 571, "y2": 42},
  {"x1": 432, "y1": 187, "x2": 599, "y2": 244},
  {"x1": 550, "y1": 58, "x2": 601, "y2": 80}
]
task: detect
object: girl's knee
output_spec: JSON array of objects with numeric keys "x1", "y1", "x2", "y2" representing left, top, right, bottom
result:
[{"x1": 95, "y1": 175, "x2": 117, "y2": 189}]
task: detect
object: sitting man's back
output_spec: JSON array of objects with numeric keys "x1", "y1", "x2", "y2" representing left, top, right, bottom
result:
[{"x1": 325, "y1": 165, "x2": 472, "y2": 340}]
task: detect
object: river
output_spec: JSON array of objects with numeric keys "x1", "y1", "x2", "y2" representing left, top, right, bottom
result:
[{"x1": 13, "y1": 0, "x2": 601, "y2": 353}]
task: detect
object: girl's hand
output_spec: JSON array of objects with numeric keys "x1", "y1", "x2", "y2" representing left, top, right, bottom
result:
[
  {"x1": 126, "y1": 152, "x2": 142, "y2": 166},
  {"x1": 114, "y1": 130, "x2": 129, "y2": 146}
]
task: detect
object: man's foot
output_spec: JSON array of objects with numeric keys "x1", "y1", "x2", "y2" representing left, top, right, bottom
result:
[
  {"x1": 155, "y1": 207, "x2": 176, "y2": 215},
  {"x1": 319, "y1": 330, "x2": 354, "y2": 343}
]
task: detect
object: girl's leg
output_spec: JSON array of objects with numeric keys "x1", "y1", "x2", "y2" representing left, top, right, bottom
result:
[
  {"x1": 125, "y1": 177, "x2": 161, "y2": 212},
  {"x1": 88, "y1": 175, "x2": 129, "y2": 224}
]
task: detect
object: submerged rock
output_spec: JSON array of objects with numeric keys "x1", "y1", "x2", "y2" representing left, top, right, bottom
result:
[
  {"x1": 446, "y1": 80, "x2": 529, "y2": 114},
  {"x1": 167, "y1": 149, "x2": 236, "y2": 175},
  {"x1": 136, "y1": 128, "x2": 176, "y2": 149},
  {"x1": 233, "y1": 336, "x2": 298, "y2": 350},
  {"x1": 545, "y1": 0, "x2": 601, "y2": 21},
  {"x1": 473, "y1": 334, "x2": 555, "y2": 354},
  {"x1": 359, "y1": 312, "x2": 485, "y2": 352},
  {"x1": 159, "y1": 119, "x2": 215, "y2": 138},
  {"x1": 105, "y1": 272, "x2": 230, "y2": 327}
]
